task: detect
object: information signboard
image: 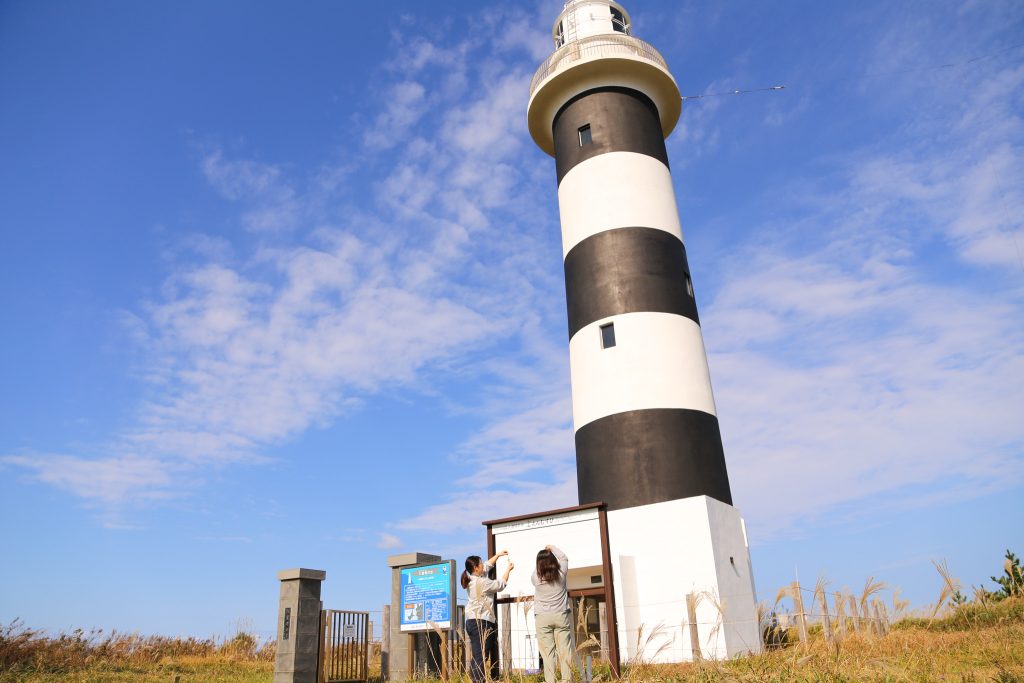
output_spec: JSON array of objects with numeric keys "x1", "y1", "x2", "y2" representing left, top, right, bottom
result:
[{"x1": 399, "y1": 560, "x2": 455, "y2": 632}]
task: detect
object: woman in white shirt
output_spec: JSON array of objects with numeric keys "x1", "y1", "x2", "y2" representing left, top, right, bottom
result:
[{"x1": 461, "y1": 550, "x2": 514, "y2": 683}]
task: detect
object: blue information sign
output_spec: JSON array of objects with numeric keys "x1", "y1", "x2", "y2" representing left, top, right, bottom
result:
[{"x1": 399, "y1": 561, "x2": 455, "y2": 632}]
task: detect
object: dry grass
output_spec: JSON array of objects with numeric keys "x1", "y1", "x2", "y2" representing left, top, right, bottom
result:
[
  {"x1": 859, "y1": 576, "x2": 887, "y2": 620},
  {"x1": 0, "y1": 620, "x2": 274, "y2": 683},
  {"x1": 4, "y1": 598, "x2": 1022, "y2": 682},
  {"x1": 932, "y1": 560, "x2": 965, "y2": 618},
  {"x1": 621, "y1": 601, "x2": 1024, "y2": 682}
]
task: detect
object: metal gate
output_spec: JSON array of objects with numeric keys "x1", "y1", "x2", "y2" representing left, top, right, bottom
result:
[{"x1": 319, "y1": 610, "x2": 370, "y2": 683}]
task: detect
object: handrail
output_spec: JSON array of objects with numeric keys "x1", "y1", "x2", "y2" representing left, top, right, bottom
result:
[{"x1": 529, "y1": 33, "x2": 669, "y2": 98}]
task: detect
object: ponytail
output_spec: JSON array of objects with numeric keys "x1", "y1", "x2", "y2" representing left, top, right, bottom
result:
[{"x1": 462, "y1": 555, "x2": 482, "y2": 590}]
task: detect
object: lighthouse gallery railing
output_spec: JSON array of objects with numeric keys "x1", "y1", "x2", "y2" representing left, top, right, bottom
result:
[{"x1": 529, "y1": 34, "x2": 670, "y2": 98}]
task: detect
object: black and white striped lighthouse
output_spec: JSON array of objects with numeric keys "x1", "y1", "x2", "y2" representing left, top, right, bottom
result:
[{"x1": 527, "y1": 0, "x2": 760, "y2": 660}]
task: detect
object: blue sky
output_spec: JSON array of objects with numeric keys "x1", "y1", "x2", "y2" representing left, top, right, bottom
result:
[{"x1": 1, "y1": 0, "x2": 1022, "y2": 640}]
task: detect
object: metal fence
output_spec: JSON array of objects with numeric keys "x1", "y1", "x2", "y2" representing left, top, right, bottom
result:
[{"x1": 320, "y1": 610, "x2": 370, "y2": 683}]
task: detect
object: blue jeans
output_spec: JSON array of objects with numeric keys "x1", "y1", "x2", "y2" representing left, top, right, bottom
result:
[{"x1": 466, "y1": 618, "x2": 498, "y2": 683}]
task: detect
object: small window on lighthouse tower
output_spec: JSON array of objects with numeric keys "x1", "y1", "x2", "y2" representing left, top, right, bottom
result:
[
  {"x1": 578, "y1": 124, "x2": 592, "y2": 146},
  {"x1": 600, "y1": 322, "x2": 616, "y2": 349},
  {"x1": 685, "y1": 274, "x2": 694, "y2": 298},
  {"x1": 611, "y1": 7, "x2": 629, "y2": 34}
]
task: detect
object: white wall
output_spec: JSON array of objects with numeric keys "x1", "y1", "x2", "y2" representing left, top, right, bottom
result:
[{"x1": 606, "y1": 496, "x2": 761, "y2": 662}]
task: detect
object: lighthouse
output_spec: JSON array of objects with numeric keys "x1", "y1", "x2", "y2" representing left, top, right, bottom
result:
[{"x1": 526, "y1": 0, "x2": 762, "y2": 661}]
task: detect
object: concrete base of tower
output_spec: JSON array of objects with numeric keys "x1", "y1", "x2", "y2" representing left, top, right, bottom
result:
[{"x1": 607, "y1": 496, "x2": 762, "y2": 662}]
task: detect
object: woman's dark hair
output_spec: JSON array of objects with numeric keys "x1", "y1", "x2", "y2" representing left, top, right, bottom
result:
[
  {"x1": 536, "y1": 549, "x2": 560, "y2": 584},
  {"x1": 461, "y1": 555, "x2": 482, "y2": 589}
]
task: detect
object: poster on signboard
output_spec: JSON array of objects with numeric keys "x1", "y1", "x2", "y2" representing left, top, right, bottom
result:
[{"x1": 399, "y1": 560, "x2": 455, "y2": 632}]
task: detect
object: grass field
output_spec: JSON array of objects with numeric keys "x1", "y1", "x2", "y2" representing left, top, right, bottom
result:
[{"x1": 3, "y1": 597, "x2": 1022, "y2": 682}]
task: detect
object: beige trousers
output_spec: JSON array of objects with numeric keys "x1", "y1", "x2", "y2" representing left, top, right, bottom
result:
[{"x1": 535, "y1": 610, "x2": 578, "y2": 682}]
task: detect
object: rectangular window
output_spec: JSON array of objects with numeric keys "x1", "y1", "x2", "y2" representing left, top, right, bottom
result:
[
  {"x1": 685, "y1": 274, "x2": 694, "y2": 298},
  {"x1": 578, "y1": 124, "x2": 592, "y2": 146},
  {"x1": 600, "y1": 322, "x2": 616, "y2": 349}
]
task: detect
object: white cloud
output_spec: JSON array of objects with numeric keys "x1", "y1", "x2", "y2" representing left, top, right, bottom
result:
[
  {"x1": 493, "y1": 12, "x2": 552, "y2": 62},
  {"x1": 130, "y1": 234, "x2": 497, "y2": 457},
  {"x1": 701, "y1": 28, "x2": 1024, "y2": 537},
  {"x1": 708, "y1": 256, "x2": 1024, "y2": 538},
  {"x1": 201, "y1": 151, "x2": 281, "y2": 200},
  {"x1": 3, "y1": 453, "x2": 174, "y2": 505},
  {"x1": 398, "y1": 478, "x2": 578, "y2": 534},
  {"x1": 5, "y1": 214, "x2": 503, "y2": 509},
  {"x1": 196, "y1": 535, "x2": 253, "y2": 543},
  {"x1": 363, "y1": 80, "x2": 428, "y2": 150},
  {"x1": 4, "y1": 8, "x2": 561, "y2": 521},
  {"x1": 377, "y1": 532, "x2": 403, "y2": 550},
  {"x1": 8, "y1": 2, "x2": 1020, "y2": 548},
  {"x1": 201, "y1": 150, "x2": 300, "y2": 232}
]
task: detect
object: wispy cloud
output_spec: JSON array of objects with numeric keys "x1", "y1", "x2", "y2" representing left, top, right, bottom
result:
[
  {"x1": 3, "y1": 453, "x2": 173, "y2": 505},
  {"x1": 362, "y1": 80, "x2": 428, "y2": 150},
  {"x1": 703, "y1": 9, "x2": 1024, "y2": 537},
  {"x1": 377, "y1": 533, "x2": 403, "y2": 550},
  {"x1": 709, "y1": 254, "x2": 1024, "y2": 537},
  {"x1": 3, "y1": 216, "x2": 502, "y2": 513},
  {"x1": 3, "y1": 5, "x2": 564, "y2": 523},
  {"x1": 6, "y1": 3, "x2": 1020, "y2": 547},
  {"x1": 202, "y1": 151, "x2": 301, "y2": 232},
  {"x1": 196, "y1": 535, "x2": 254, "y2": 544}
]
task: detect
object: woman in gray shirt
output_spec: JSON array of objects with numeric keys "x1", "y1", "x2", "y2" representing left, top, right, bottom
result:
[{"x1": 532, "y1": 545, "x2": 580, "y2": 682}]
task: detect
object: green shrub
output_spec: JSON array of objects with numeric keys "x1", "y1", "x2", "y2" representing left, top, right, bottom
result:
[
  {"x1": 992, "y1": 550, "x2": 1024, "y2": 600},
  {"x1": 894, "y1": 596, "x2": 1024, "y2": 632}
]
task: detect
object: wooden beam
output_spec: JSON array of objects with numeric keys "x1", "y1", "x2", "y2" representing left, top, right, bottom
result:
[{"x1": 597, "y1": 507, "x2": 620, "y2": 678}]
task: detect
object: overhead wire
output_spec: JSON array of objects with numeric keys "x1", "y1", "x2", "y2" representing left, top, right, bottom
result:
[
  {"x1": 681, "y1": 85, "x2": 784, "y2": 101},
  {"x1": 679, "y1": 39, "x2": 1024, "y2": 102}
]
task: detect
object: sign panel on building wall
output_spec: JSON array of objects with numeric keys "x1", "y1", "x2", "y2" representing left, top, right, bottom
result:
[
  {"x1": 486, "y1": 505, "x2": 608, "y2": 673},
  {"x1": 399, "y1": 560, "x2": 455, "y2": 632}
]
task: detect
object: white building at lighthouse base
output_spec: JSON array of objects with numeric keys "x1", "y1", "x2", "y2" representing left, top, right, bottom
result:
[{"x1": 484, "y1": 496, "x2": 761, "y2": 670}]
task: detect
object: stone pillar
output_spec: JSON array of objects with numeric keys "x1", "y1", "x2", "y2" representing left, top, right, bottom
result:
[
  {"x1": 274, "y1": 568, "x2": 326, "y2": 683},
  {"x1": 386, "y1": 552, "x2": 441, "y2": 681}
]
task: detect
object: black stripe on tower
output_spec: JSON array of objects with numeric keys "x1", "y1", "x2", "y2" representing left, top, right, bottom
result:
[
  {"x1": 553, "y1": 86, "x2": 668, "y2": 185},
  {"x1": 564, "y1": 226, "x2": 698, "y2": 339},
  {"x1": 576, "y1": 409, "x2": 733, "y2": 511}
]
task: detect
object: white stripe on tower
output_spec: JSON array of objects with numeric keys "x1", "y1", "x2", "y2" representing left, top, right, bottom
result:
[
  {"x1": 557, "y1": 151, "x2": 682, "y2": 258},
  {"x1": 568, "y1": 312, "x2": 716, "y2": 430}
]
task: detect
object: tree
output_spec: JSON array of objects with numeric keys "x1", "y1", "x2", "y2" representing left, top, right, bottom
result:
[{"x1": 990, "y1": 549, "x2": 1023, "y2": 600}]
